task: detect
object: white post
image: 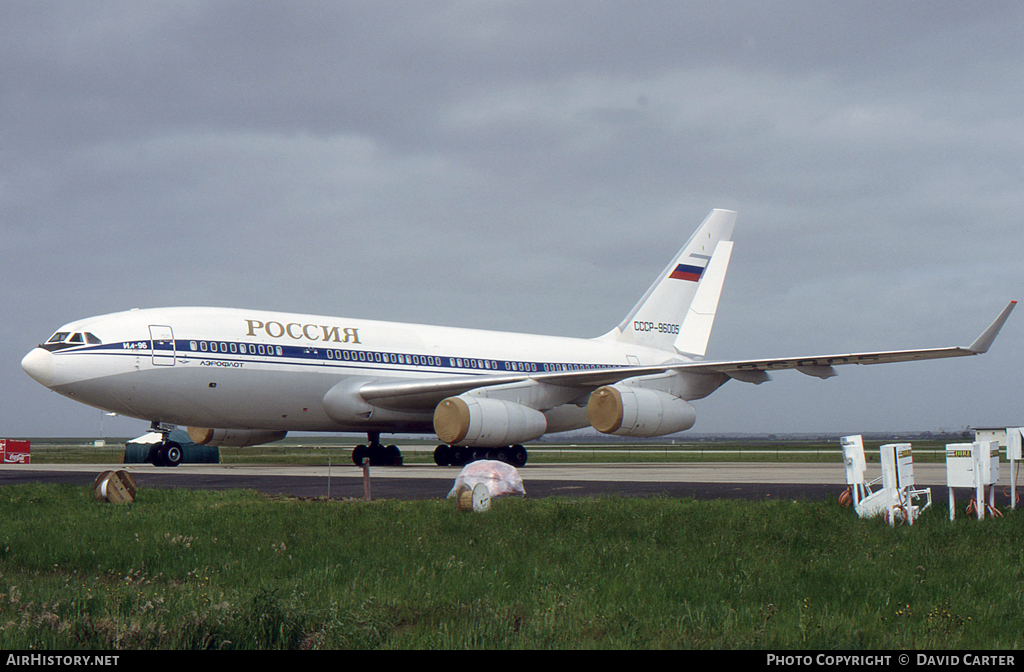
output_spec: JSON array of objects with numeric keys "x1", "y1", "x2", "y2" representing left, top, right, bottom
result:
[
  {"x1": 975, "y1": 480, "x2": 985, "y2": 520},
  {"x1": 1008, "y1": 428, "x2": 1022, "y2": 510},
  {"x1": 1013, "y1": 465, "x2": 1018, "y2": 511},
  {"x1": 974, "y1": 442, "x2": 985, "y2": 520},
  {"x1": 362, "y1": 457, "x2": 371, "y2": 502}
]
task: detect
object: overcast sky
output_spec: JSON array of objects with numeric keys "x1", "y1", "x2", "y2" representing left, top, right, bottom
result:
[{"x1": 2, "y1": 1, "x2": 1022, "y2": 439}]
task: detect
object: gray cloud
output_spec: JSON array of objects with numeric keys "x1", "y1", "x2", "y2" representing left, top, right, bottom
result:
[{"x1": 3, "y1": 1, "x2": 1022, "y2": 437}]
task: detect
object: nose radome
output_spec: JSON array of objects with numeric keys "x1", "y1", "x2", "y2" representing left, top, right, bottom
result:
[{"x1": 21, "y1": 348, "x2": 55, "y2": 387}]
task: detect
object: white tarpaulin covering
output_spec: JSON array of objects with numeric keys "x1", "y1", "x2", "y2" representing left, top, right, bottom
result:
[{"x1": 447, "y1": 460, "x2": 526, "y2": 498}]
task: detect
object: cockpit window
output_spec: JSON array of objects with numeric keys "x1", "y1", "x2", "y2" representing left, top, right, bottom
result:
[{"x1": 41, "y1": 331, "x2": 101, "y2": 351}]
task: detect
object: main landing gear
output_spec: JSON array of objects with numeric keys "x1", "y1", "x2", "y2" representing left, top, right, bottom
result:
[
  {"x1": 351, "y1": 432, "x2": 404, "y2": 467},
  {"x1": 347, "y1": 434, "x2": 528, "y2": 469},
  {"x1": 433, "y1": 444, "x2": 528, "y2": 468}
]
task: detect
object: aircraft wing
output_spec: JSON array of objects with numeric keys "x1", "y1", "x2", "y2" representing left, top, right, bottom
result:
[
  {"x1": 359, "y1": 300, "x2": 1015, "y2": 411},
  {"x1": 359, "y1": 373, "x2": 536, "y2": 411},
  {"x1": 662, "y1": 299, "x2": 1017, "y2": 382}
]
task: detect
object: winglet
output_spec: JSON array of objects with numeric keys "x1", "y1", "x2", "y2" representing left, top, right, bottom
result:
[{"x1": 967, "y1": 301, "x2": 1016, "y2": 353}]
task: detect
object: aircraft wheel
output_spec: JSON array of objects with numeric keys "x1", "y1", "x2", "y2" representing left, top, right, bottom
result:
[
  {"x1": 451, "y1": 446, "x2": 469, "y2": 466},
  {"x1": 510, "y1": 445, "x2": 528, "y2": 468},
  {"x1": 434, "y1": 445, "x2": 452, "y2": 466},
  {"x1": 148, "y1": 444, "x2": 166, "y2": 467},
  {"x1": 494, "y1": 447, "x2": 509, "y2": 464},
  {"x1": 385, "y1": 444, "x2": 403, "y2": 466},
  {"x1": 352, "y1": 444, "x2": 368, "y2": 466},
  {"x1": 163, "y1": 441, "x2": 183, "y2": 468}
]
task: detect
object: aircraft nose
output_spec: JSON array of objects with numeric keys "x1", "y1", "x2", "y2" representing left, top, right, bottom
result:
[{"x1": 22, "y1": 347, "x2": 55, "y2": 387}]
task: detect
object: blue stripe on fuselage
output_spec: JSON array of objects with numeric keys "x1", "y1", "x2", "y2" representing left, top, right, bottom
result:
[{"x1": 55, "y1": 339, "x2": 624, "y2": 377}]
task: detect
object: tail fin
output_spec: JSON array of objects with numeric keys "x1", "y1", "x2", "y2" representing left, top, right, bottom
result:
[{"x1": 601, "y1": 209, "x2": 736, "y2": 355}]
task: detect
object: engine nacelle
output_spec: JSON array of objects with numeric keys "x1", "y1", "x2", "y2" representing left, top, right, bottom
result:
[
  {"x1": 187, "y1": 427, "x2": 288, "y2": 447},
  {"x1": 586, "y1": 385, "x2": 696, "y2": 437},
  {"x1": 433, "y1": 396, "x2": 547, "y2": 447}
]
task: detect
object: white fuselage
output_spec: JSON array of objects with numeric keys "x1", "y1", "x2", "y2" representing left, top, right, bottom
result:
[{"x1": 23, "y1": 306, "x2": 722, "y2": 435}]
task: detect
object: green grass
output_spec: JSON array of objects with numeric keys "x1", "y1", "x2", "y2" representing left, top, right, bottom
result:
[{"x1": 1, "y1": 483, "x2": 1022, "y2": 649}]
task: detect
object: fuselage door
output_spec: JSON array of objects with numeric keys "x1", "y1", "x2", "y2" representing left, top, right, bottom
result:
[{"x1": 149, "y1": 325, "x2": 176, "y2": 366}]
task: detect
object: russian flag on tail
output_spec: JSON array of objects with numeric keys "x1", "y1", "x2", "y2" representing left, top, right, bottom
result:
[{"x1": 669, "y1": 263, "x2": 705, "y2": 282}]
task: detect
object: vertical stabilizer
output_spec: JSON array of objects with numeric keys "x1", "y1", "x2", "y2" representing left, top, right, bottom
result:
[{"x1": 602, "y1": 209, "x2": 736, "y2": 353}]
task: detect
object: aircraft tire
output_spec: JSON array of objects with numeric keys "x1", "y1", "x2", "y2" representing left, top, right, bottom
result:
[
  {"x1": 148, "y1": 444, "x2": 166, "y2": 467},
  {"x1": 433, "y1": 445, "x2": 452, "y2": 466},
  {"x1": 163, "y1": 441, "x2": 183, "y2": 468},
  {"x1": 510, "y1": 445, "x2": 527, "y2": 468},
  {"x1": 385, "y1": 444, "x2": 403, "y2": 466},
  {"x1": 352, "y1": 444, "x2": 368, "y2": 466},
  {"x1": 451, "y1": 446, "x2": 469, "y2": 466}
]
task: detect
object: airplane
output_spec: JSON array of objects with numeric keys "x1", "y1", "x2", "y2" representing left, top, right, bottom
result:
[{"x1": 21, "y1": 209, "x2": 1016, "y2": 468}]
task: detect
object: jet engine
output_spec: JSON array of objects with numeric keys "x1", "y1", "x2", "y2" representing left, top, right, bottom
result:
[
  {"x1": 433, "y1": 396, "x2": 547, "y2": 447},
  {"x1": 586, "y1": 385, "x2": 696, "y2": 438},
  {"x1": 186, "y1": 427, "x2": 288, "y2": 447}
]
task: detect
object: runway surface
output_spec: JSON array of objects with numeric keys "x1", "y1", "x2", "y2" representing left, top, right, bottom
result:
[{"x1": 0, "y1": 461, "x2": 985, "y2": 503}]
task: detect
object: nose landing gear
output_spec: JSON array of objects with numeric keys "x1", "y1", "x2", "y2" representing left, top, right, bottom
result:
[
  {"x1": 149, "y1": 441, "x2": 183, "y2": 467},
  {"x1": 146, "y1": 421, "x2": 183, "y2": 467}
]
